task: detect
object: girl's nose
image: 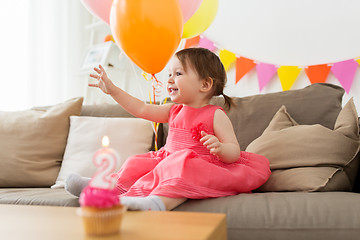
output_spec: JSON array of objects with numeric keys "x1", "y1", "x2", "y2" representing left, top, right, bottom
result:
[{"x1": 167, "y1": 76, "x2": 174, "y2": 84}]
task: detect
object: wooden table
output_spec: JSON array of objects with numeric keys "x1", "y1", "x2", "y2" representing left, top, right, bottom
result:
[{"x1": 0, "y1": 204, "x2": 227, "y2": 240}]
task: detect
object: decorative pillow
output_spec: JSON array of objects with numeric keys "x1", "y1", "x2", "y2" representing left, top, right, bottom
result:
[
  {"x1": 0, "y1": 97, "x2": 83, "y2": 187},
  {"x1": 51, "y1": 116, "x2": 154, "y2": 188},
  {"x1": 246, "y1": 98, "x2": 360, "y2": 192}
]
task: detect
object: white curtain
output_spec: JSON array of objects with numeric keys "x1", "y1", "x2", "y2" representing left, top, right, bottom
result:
[{"x1": 0, "y1": 0, "x2": 92, "y2": 111}]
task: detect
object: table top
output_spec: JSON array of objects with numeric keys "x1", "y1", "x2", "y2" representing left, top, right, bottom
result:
[{"x1": 0, "y1": 204, "x2": 227, "y2": 240}]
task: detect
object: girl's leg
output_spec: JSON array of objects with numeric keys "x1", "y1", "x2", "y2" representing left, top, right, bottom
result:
[
  {"x1": 158, "y1": 196, "x2": 187, "y2": 211},
  {"x1": 120, "y1": 195, "x2": 187, "y2": 211},
  {"x1": 65, "y1": 173, "x2": 91, "y2": 197}
]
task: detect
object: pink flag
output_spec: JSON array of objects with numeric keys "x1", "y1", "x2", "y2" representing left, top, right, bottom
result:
[
  {"x1": 331, "y1": 59, "x2": 358, "y2": 93},
  {"x1": 198, "y1": 36, "x2": 216, "y2": 51},
  {"x1": 256, "y1": 62, "x2": 277, "y2": 91}
]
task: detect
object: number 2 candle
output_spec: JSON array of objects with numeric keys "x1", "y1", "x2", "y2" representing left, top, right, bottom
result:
[{"x1": 89, "y1": 136, "x2": 120, "y2": 190}]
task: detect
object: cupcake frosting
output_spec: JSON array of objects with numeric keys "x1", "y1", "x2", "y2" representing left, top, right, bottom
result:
[{"x1": 79, "y1": 186, "x2": 120, "y2": 208}]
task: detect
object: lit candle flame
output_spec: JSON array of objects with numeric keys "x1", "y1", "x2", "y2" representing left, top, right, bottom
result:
[{"x1": 102, "y1": 136, "x2": 109, "y2": 147}]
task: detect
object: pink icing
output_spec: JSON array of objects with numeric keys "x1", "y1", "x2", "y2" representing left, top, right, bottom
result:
[{"x1": 79, "y1": 186, "x2": 120, "y2": 208}]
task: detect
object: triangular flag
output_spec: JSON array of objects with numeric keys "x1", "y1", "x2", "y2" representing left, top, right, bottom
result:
[
  {"x1": 356, "y1": 58, "x2": 360, "y2": 66},
  {"x1": 184, "y1": 36, "x2": 200, "y2": 48},
  {"x1": 219, "y1": 49, "x2": 236, "y2": 72},
  {"x1": 256, "y1": 62, "x2": 277, "y2": 91},
  {"x1": 305, "y1": 64, "x2": 331, "y2": 84},
  {"x1": 235, "y1": 57, "x2": 256, "y2": 84},
  {"x1": 198, "y1": 36, "x2": 216, "y2": 51},
  {"x1": 277, "y1": 66, "x2": 302, "y2": 91},
  {"x1": 331, "y1": 59, "x2": 358, "y2": 93}
]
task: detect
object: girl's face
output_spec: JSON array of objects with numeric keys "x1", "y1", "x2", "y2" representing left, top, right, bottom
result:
[{"x1": 167, "y1": 57, "x2": 203, "y2": 105}]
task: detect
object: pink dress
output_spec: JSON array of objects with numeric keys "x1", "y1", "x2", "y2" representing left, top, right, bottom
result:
[{"x1": 114, "y1": 104, "x2": 271, "y2": 199}]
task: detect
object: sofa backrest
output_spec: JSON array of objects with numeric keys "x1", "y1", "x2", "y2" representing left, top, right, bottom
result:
[
  {"x1": 81, "y1": 83, "x2": 345, "y2": 151},
  {"x1": 211, "y1": 83, "x2": 344, "y2": 150}
]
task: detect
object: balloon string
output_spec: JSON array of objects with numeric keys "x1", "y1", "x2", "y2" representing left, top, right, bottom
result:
[
  {"x1": 151, "y1": 74, "x2": 163, "y2": 98},
  {"x1": 152, "y1": 74, "x2": 158, "y2": 151},
  {"x1": 141, "y1": 73, "x2": 166, "y2": 151},
  {"x1": 142, "y1": 73, "x2": 156, "y2": 149},
  {"x1": 141, "y1": 72, "x2": 163, "y2": 98},
  {"x1": 153, "y1": 74, "x2": 164, "y2": 151}
]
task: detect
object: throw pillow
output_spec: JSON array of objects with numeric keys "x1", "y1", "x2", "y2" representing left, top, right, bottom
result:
[
  {"x1": 0, "y1": 97, "x2": 83, "y2": 187},
  {"x1": 51, "y1": 116, "x2": 154, "y2": 188},
  {"x1": 246, "y1": 98, "x2": 360, "y2": 192}
]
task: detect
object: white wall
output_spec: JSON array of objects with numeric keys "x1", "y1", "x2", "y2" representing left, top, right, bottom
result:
[
  {"x1": 201, "y1": 0, "x2": 360, "y2": 111},
  {"x1": 87, "y1": 0, "x2": 360, "y2": 111},
  {"x1": 0, "y1": 1, "x2": 93, "y2": 111}
]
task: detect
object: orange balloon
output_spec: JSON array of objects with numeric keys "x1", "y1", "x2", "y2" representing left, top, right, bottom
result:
[{"x1": 110, "y1": 0, "x2": 183, "y2": 74}]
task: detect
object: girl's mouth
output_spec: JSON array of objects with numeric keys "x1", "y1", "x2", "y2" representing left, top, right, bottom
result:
[{"x1": 168, "y1": 88, "x2": 178, "y2": 95}]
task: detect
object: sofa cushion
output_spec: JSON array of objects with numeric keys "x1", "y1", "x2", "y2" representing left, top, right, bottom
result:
[
  {"x1": 51, "y1": 116, "x2": 154, "y2": 188},
  {"x1": 0, "y1": 97, "x2": 83, "y2": 187},
  {"x1": 0, "y1": 188, "x2": 79, "y2": 206},
  {"x1": 246, "y1": 98, "x2": 360, "y2": 192},
  {"x1": 174, "y1": 192, "x2": 360, "y2": 240},
  {"x1": 210, "y1": 83, "x2": 344, "y2": 150}
]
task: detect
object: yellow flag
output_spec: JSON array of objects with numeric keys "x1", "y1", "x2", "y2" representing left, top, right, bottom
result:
[
  {"x1": 356, "y1": 58, "x2": 360, "y2": 65},
  {"x1": 219, "y1": 49, "x2": 236, "y2": 71},
  {"x1": 277, "y1": 66, "x2": 302, "y2": 91}
]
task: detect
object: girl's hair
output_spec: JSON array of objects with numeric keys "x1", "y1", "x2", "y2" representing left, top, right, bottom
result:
[{"x1": 175, "y1": 47, "x2": 234, "y2": 110}]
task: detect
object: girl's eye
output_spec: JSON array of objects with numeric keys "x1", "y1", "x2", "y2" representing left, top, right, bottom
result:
[{"x1": 176, "y1": 72, "x2": 182, "y2": 76}]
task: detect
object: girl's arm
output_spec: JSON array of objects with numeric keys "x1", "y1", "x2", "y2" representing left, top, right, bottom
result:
[
  {"x1": 89, "y1": 65, "x2": 173, "y2": 123},
  {"x1": 200, "y1": 109, "x2": 240, "y2": 163}
]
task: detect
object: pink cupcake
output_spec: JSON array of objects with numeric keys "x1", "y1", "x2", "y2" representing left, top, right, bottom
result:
[{"x1": 77, "y1": 186, "x2": 126, "y2": 236}]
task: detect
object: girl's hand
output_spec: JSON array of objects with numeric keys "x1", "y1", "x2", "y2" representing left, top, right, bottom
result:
[
  {"x1": 199, "y1": 131, "x2": 222, "y2": 155},
  {"x1": 89, "y1": 65, "x2": 116, "y2": 95}
]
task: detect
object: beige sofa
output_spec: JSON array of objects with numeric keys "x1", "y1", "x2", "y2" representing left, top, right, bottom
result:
[{"x1": 1, "y1": 83, "x2": 359, "y2": 240}]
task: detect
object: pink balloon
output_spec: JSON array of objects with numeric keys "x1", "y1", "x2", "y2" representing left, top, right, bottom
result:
[
  {"x1": 81, "y1": 0, "x2": 113, "y2": 24},
  {"x1": 178, "y1": 0, "x2": 203, "y2": 23}
]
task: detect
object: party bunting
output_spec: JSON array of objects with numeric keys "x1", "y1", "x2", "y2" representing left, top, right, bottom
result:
[
  {"x1": 184, "y1": 36, "x2": 200, "y2": 48},
  {"x1": 277, "y1": 66, "x2": 302, "y2": 91},
  {"x1": 256, "y1": 62, "x2": 277, "y2": 92},
  {"x1": 235, "y1": 57, "x2": 256, "y2": 84},
  {"x1": 198, "y1": 36, "x2": 216, "y2": 51},
  {"x1": 305, "y1": 64, "x2": 331, "y2": 84},
  {"x1": 219, "y1": 49, "x2": 236, "y2": 71},
  {"x1": 182, "y1": 35, "x2": 360, "y2": 93},
  {"x1": 331, "y1": 59, "x2": 358, "y2": 93}
]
